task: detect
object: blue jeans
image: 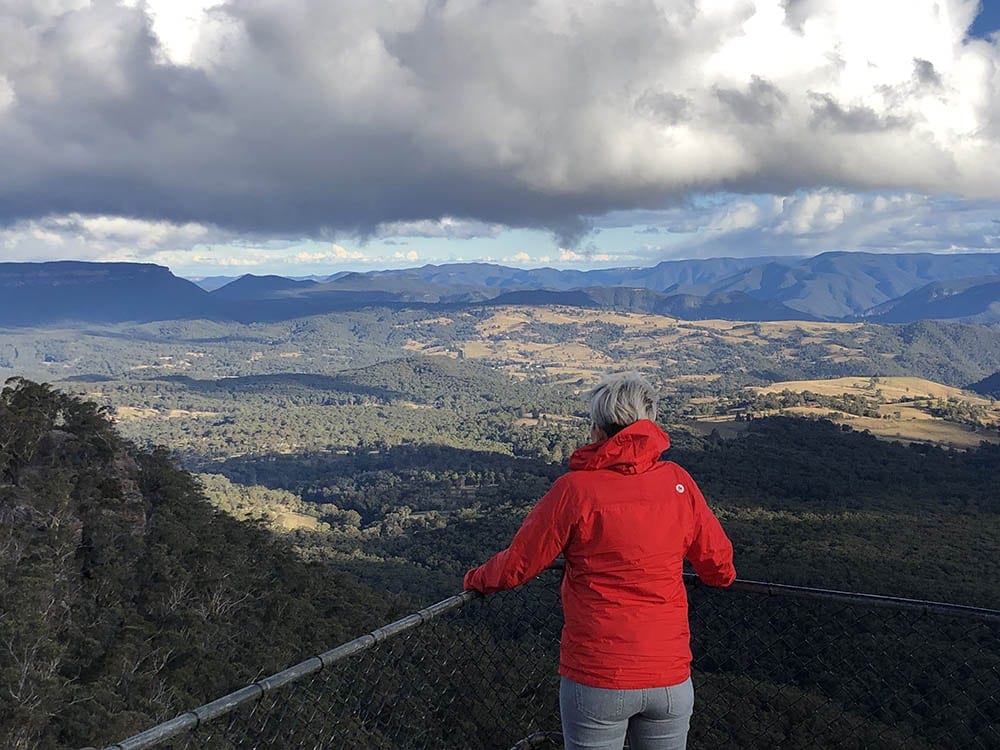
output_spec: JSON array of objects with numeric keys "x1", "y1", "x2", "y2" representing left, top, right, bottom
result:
[{"x1": 559, "y1": 676, "x2": 694, "y2": 750}]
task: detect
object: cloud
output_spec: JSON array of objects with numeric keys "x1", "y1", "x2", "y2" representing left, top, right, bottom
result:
[
  {"x1": 714, "y1": 76, "x2": 787, "y2": 125},
  {"x1": 0, "y1": 0, "x2": 998, "y2": 254},
  {"x1": 808, "y1": 93, "x2": 913, "y2": 133},
  {"x1": 628, "y1": 190, "x2": 1000, "y2": 259},
  {"x1": 147, "y1": 241, "x2": 426, "y2": 273},
  {"x1": 144, "y1": 0, "x2": 217, "y2": 66},
  {"x1": 375, "y1": 217, "x2": 504, "y2": 240},
  {"x1": 329, "y1": 244, "x2": 365, "y2": 260},
  {"x1": 290, "y1": 245, "x2": 367, "y2": 262},
  {"x1": 182, "y1": 253, "x2": 268, "y2": 267},
  {"x1": 559, "y1": 247, "x2": 615, "y2": 263},
  {"x1": 0, "y1": 213, "x2": 423, "y2": 273},
  {"x1": 912, "y1": 58, "x2": 943, "y2": 88},
  {"x1": 0, "y1": 214, "x2": 214, "y2": 260}
]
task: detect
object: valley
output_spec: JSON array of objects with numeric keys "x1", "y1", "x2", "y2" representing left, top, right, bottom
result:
[
  {"x1": 3, "y1": 263, "x2": 1000, "y2": 748},
  {"x1": 6, "y1": 304, "x2": 996, "y2": 460},
  {"x1": 9, "y1": 3, "x2": 1000, "y2": 742},
  {"x1": 6, "y1": 300, "x2": 992, "y2": 612}
]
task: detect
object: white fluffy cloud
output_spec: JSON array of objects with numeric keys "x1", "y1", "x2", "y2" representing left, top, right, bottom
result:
[
  {"x1": 0, "y1": 214, "x2": 213, "y2": 260},
  {"x1": 0, "y1": 215, "x2": 414, "y2": 273},
  {"x1": 0, "y1": 0, "x2": 998, "y2": 261},
  {"x1": 559, "y1": 247, "x2": 616, "y2": 263},
  {"x1": 627, "y1": 189, "x2": 1000, "y2": 258},
  {"x1": 375, "y1": 217, "x2": 505, "y2": 240}
]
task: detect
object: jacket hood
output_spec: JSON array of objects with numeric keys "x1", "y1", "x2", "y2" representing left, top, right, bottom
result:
[{"x1": 568, "y1": 419, "x2": 670, "y2": 475}]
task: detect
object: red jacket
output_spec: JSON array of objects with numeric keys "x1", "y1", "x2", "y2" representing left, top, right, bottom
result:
[{"x1": 463, "y1": 419, "x2": 735, "y2": 689}]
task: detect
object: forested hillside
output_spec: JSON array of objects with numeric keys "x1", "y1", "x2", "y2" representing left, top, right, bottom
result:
[
  {"x1": 0, "y1": 379, "x2": 397, "y2": 749},
  {"x1": 3, "y1": 361, "x2": 999, "y2": 747},
  {"x1": 5, "y1": 307, "x2": 1000, "y2": 392},
  {"x1": 219, "y1": 416, "x2": 998, "y2": 609},
  {"x1": 4, "y1": 292, "x2": 1000, "y2": 748}
]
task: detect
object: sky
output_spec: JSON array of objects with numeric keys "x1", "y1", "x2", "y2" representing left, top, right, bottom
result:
[{"x1": 1, "y1": 0, "x2": 1000, "y2": 278}]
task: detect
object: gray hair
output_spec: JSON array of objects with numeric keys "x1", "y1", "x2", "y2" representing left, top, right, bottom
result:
[{"x1": 587, "y1": 373, "x2": 658, "y2": 436}]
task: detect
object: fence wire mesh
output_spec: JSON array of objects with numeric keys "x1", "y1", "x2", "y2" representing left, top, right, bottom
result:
[{"x1": 106, "y1": 570, "x2": 1000, "y2": 750}]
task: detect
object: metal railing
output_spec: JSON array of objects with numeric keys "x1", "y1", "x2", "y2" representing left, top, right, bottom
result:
[{"x1": 101, "y1": 568, "x2": 1000, "y2": 750}]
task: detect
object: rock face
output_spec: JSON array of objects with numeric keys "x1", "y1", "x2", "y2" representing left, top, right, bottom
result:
[
  {"x1": 0, "y1": 261, "x2": 217, "y2": 325},
  {"x1": 0, "y1": 380, "x2": 146, "y2": 747},
  {"x1": 0, "y1": 378, "x2": 390, "y2": 749}
]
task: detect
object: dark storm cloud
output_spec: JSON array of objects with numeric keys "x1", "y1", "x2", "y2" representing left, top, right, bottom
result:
[{"x1": 0, "y1": 0, "x2": 998, "y2": 248}]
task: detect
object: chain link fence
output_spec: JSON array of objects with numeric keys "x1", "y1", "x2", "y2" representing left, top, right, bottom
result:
[{"x1": 102, "y1": 569, "x2": 1000, "y2": 750}]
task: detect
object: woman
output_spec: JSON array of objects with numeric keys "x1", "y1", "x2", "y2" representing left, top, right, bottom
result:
[{"x1": 464, "y1": 373, "x2": 735, "y2": 750}]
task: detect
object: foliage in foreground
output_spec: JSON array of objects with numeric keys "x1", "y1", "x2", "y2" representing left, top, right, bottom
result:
[
  {"x1": 0, "y1": 379, "x2": 396, "y2": 749},
  {"x1": 3, "y1": 372, "x2": 999, "y2": 748}
]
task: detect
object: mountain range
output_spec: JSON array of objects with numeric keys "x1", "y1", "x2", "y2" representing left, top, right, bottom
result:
[
  {"x1": 4, "y1": 252, "x2": 1000, "y2": 326},
  {"x1": 0, "y1": 261, "x2": 215, "y2": 325}
]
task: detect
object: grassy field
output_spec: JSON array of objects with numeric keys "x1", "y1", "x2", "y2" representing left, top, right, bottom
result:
[
  {"x1": 753, "y1": 376, "x2": 995, "y2": 403},
  {"x1": 6, "y1": 306, "x2": 999, "y2": 455},
  {"x1": 400, "y1": 306, "x2": 951, "y2": 387},
  {"x1": 735, "y1": 376, "x2": 1000, "y2": 448}
]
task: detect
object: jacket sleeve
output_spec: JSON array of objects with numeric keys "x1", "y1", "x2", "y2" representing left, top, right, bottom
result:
[
  {"x1": 682, "y1": 469, "x2": 736, "y2": 587},
  {"x1": 463, "y1": 478, "x2": 574, "y2": 594}
]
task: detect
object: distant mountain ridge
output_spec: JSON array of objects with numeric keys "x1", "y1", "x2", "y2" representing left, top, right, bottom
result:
[
  {"x1": 867, "y1": 276, "x2": 1000, "y2": 324},
  {"x1": 0, "y1": 261, "x2": 218, "y2": 325},
  {"x1": 3, "y1": 252, "x2": 1000, "y2": 326},
  {"x1": 708, "y1": 253, "x2": 1000, "y2": 319},
  {"x1": 223, "y1": 251, "x2": 999, "y2": 321},
  {"x1": 198, "y1": 252, "x2": 1000, "y2": 323},
  {"x1": 211, "y1": 274, "x2": 320, "y2": 300},
  {"x1": 359, "y1": 256, "x2": 782, "y2": 292}
]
